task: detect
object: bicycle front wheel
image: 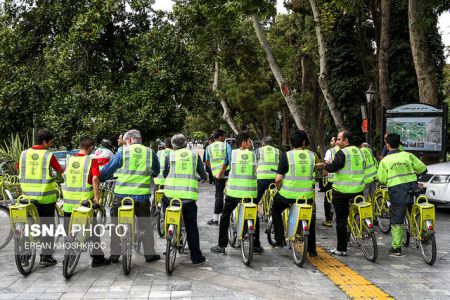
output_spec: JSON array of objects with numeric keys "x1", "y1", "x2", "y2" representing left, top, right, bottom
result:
[
  {"x1": 415, "y1": 214, "x2": 436, "y2": 265},
  {"x1": 266, "y1": 217, "x2": 276, "y2": 247},
  {"x1": 228, "y1": 210, "x2": 238, "y2": 248},
  {"x1": 157, "y1": 211, "x2": 164, "y2": 238},
  {"x1": 14, "y1": 232, "x2": 36, "y2": 276},
  {"x1": 360, "y1": 225, "x2": 378, "y2": 262},
  {"x1": 241, "y1": 230, "x2": 253, "y2": 266},
  {"x1": 403, "y1": 217, "x2": 410, "y2": 247},
  {"x1": 165, "y1": 238, "x2": 177, "y2": 275},
  {"x1": 291, "y1": 229, "x2": 308, "y2": 267},
  {"x1": 122, "y1": 224, "x2": 132, "y2": 275},
  {"x1": 63, "y1": 235, "x2": 81, "y2": 279},
  {"x1": 0, "y1": 205, "x2": 13, "y2": 250},
  {"x1": 375, "y1": 195, "x2": 390, "y2": 234}
]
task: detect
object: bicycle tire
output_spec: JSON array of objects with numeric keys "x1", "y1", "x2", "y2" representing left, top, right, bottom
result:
[
  {"x1": 241, "y1": 226, "x2": 253, "y2": 266},
  {"x1": 228, "y1": 210, "x2": 238, "y2": 248},
  {"x1": 403, "y1": 217, "x2": 410, "y2": 247},
  {"x1": 157, "y1": 211, "x2": 164, "y2": 238},
  {"x1": 95, "y1": 207, "x2": 106, "y2": 225},
  {"x1": 14, "y1": 233, "x2": 36, "y2": 276},
  {"x1": 63, "y1": 235, "x2": 81, "y2": 279},
  {"x1": 375, "y1": 195, "x2": 391, "y2": 234},
  {"x1": 266, "y1": 217, "x2": 276, "y2": 247},
  {"x1": 360, "y1": 228, "x2": 378, "y2": 262},
  {"x1": 122, "y1": 224, "x2": 132, "y2": 275},
  {"x1": 165, "y1": 238, "x2": 177, "y2": 275},
  {"x1": 415, "y1": 214, "x2": 436, "y2": 265},
  {"x1": 291, "y1": 229, "x2": 308, "y2": 267},
  {"x1": 0, "y1": 205, "x2": 13, "y2": 250}
]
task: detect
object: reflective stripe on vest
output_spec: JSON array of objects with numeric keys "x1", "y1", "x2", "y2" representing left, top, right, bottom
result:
[
  {"x1": 19, "y1": 149, "x2": 57, "y2": 204},
  {"x1": 256, "y1": 146, "x2": 280, "y2": 180},
  {"x1": 207, "y1": 141, "x2": 229, "y2": 177},
  {"x1": 327, "y1": 146, "x2": 340, "y2": 182},
  {"x1": 380, "y1": 152, "x2": 421, "y2": 187},
  {"x1": 361, "y1": 147, "x2": 378, "y2": 184},
  {"x1": 154, "y1": 149, "x2": 171, "y2": 185},
  {"x1": 62, "y1": 156, "x2": 94, "y2": 213},
  {"x1": 279, "y1": 149, "x2": 315, "y2": 199},
  {"x1": 333, "y1": 146, "x2": 365, "y2": 194},
  {"x1": 114, "y1": 144, "x2": 152, "y2": 195},
  {"x1": 164, "y1": 149, "x2": 199, "y2": 201},
  {"x1": 225, "y1": 149, "x2": 257, "y2": 199}
]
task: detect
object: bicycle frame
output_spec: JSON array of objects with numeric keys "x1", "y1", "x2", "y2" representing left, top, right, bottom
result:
[
  {"x1": 10, "y1": 195, "x2": 39, "y2": 239},
  {"x1": 407, "y1": 195, "x2": 435, "y2": 240},
  {"x1": 236, "y1": 197, "x2": 258, "y2": 240},
  {"x1": 68, "y1": 200, "x2": 94, "y2": 243},
  {"x1": 286, "y1": 196, "x2": 313, "y2": 241},
  {"x1": 118, "y1": 197, "x2": 135, "y2": 241},
  {"x1": 165, "y1": 198, "x2": 183, "y2": 244},
  {"x1": 154, "y1": 186, "x2": 164, "y2": 209},
  {"x1": 349, "y1": 195, "x2": 374, "y2": 239}
]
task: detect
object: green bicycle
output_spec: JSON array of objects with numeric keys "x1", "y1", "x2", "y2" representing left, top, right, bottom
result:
[
  {"x1": 258, "y1": 183, "x2": 278, "y2": 223},
  {"x1": 402, "y1": 189, "x2": 436, "y2": 265}
]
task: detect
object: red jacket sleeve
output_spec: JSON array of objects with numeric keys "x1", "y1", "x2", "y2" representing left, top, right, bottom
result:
[
  {"x1": 50, "y1": 155, "x2": 62, "y2": 173},
  {"x1": 88, "y1": 159, "x2": 100, "y2": 185}
]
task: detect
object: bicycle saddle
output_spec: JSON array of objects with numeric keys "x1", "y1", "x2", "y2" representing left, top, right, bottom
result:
[
  {"x1": 19, "y1": 199, "x2": 38, "y2": 206},
  {"x1": 408, "y1": 189, "x2": 423, "y2": 197},
  {"x1": 92, "y1": 203, "x2": 100, "y2": 210},
  {"x1": 123, "y1": 199, "x2": 133, "y2": 205},
  {"x1": 81, "y1": 200, "x2": 91, "y2": 208}
]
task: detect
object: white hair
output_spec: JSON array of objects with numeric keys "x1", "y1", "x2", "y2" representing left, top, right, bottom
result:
[
  {"x1": 123, "y1": 129, "x2": 142, "y2": 143},
  {"x1": 171, "y1": 134, "x2": 187, "y2": 149}
]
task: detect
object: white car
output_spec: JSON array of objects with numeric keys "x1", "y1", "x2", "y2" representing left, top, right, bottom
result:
[{"x1": 418, "y1": 162, "x2": 450, "y2": 205}]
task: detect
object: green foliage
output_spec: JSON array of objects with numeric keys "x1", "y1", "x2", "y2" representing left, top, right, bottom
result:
[{"x1": 0, "y1": 134, "x2": 30, "y2": 175}]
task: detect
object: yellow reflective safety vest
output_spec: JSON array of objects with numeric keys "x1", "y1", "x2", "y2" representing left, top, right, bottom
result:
[
  {"x1": 279, "y1": 149, "x2": 316, "y2": 199},
  {"x1": 333, "y1": 146, "x2": 365, "y2": 194},
  {"x1": 207, "y1": 141, "x2": 229, "y2": 177},
  {"x1": 377, "y1": 151, "x2": 426, "y2": 187},
  {"x1": 225, "y1": 149, "x2": 257, "y2": 199},
  {"x1": 154, "y1": 149, "x2": 171, "y2": 185},
  {"x1": 327, "y1": 146, "x2": 340, "y2": 182},
  {"x1": 61, "y1": 155, "x2": 94, "y2": 213},
  {"x1": 361, "y1": 147, "x2": 378, "y2": 184},
  {"x1": 164, "y1": 149, "x2": 199, "y2": 201},
  {"x1": 256, "y1": 145, "x2": 280, "y2": 180},
  {"x1": 19, "y1": 148, "x2": 58, "y2": 204},
  {"x1": 114, "y1": 144, "x2": 152, "y2": 195}
]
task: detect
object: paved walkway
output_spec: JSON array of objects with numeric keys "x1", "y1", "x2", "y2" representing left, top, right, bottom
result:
[{"x1": 1, "y1": 182, "x2": 450, "y2": 299}]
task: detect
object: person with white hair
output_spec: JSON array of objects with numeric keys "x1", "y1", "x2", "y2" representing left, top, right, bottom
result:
[
  {"x1": 101, "y1": 129, "x2": 161, "y2": 264},
  {"x1": 162, "y1": 133, "x2": 208, "y2": 264}
]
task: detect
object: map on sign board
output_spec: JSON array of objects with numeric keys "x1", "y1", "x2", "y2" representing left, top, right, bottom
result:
[{"x1": 386, "y1": 117, "x2": 443, "y2": 152}]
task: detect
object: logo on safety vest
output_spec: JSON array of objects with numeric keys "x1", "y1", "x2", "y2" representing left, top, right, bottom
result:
[
  {"x1": 299, "y1": 153, "x2": 306, "y2": 159},
  {"x1": 31, "y1": 154, "x2": 39, "y2": 160},
  {"x1": 352, "y1": 148, "x2": 358, "y2": 154},
  {"x1": 267, "y1": 147, "x2": 272, "y2": 152},
  {"x1": 241, "y1": 154, "x2": 248, "y2": 160},
  {"x1": 72, "y1": 162, "x2": 80, "y2": 169},
  {"x1": 214, "y1": 144, "x2": 219, "y2": 148},
  {"x1": 134, "y1": 147, "x2": 142, "y2": 154},
  {"x1": 180, "y1": 152, "x2": 189, "y2": 158}
]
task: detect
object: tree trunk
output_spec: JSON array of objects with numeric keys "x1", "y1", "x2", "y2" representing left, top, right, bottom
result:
[
  {"x1": 213, "y1": 58, "x2": 240, "y2": 134},
  {"x1": 308, "y1": 0, "x2": 345, "y2": 131},
  {"x1": 378, "y1": 0, "x2": 391, "y2": 109},
  {"x1": 251, "y1": 14, "x2": 307, "y2": 131},
  {"x1": 408, "y1": 0, "x2": 439, "y2": 106},
  {"x1": 357, "y1": 12, "x2": 370, "y2": 87},
  {"x1": 282, "y1": 107, "x2": 289, "y2": 145}
]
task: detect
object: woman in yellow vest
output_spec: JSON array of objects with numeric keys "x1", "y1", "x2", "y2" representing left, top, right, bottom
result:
[
  {"x1": 272, "y1": 130, "x2": 318, "y2": 256},
  {"x1": 210, "y1": 132, "x2": 263, "y2": 255}
]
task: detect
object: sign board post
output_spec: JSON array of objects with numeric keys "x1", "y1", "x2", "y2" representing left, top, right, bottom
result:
[{"x1": 383, "y1": 103, "x2": 448, "y2": 161}]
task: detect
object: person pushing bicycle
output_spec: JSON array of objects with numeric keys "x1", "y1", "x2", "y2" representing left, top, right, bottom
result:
[
  {"x1": 162, "y1": 134, "x2": 207, "y2": 264},
  {"x1": 377, "y1": 133, "x2": 427, "y2": 257},
  {"x1": 272, "y1": 130, "x2": 318, "y2": 256},
  {"x1": 255, "y1": 136, "x2": 280, "y2": 205}
]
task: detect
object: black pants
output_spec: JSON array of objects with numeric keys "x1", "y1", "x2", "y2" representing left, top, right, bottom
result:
[
  {"x1": 324, "y1": 182, "x2": 333, "y2": 222},
  {"x1": 110, "y1": 198, "x2": 155, "y2": 256},
  {"x1": 271, "y1": 194, "x2": 316, "y2": 253},
  {"x1": 206, "y1": 165, "x2": 214, "y2": 184},
  {"x1": 35, "y1": 202, "x2": 56, "y2": 256},
  {"x1": 218, "y1": 196, "x2": 261, "y2": 248},
  {"x1": 388, "y1": 182, "x2": 416, "y2": 225},
  {"x1": 256, "y1": 179, "x2": 275, "y2": 203},
  {"x1": 214, "y1": 178, "x2": 227, "y2": 214},
  {"x1": 63, "y1": 211, "x2": 105, "y2": 258},
  {"x1": 332, "y1": 191, "x2": 362, "y2": 252},
  {"x1": 163, "y1": 198, "x2": 203, "y2": 262}
]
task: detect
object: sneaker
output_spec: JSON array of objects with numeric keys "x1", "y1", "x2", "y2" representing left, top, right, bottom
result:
[
  {"x1": 109, "y1": 255, "x2": 120, "y2": 264},
  {"x1": 145, "y1": 255, "x2": 161, "y2": 263},
  {"x1": 192, "y1": 256, "x2": 206, "y2": 264},
  {"x1": 39, "y1": 255, "x2": 57, "y2": 266},
  {"x1": 91, "y1": 257, "x2": 111, "y2": 267},
  {"x1": 253, "y1": 246, "x2": 264, "y2": 254},
  {"x1": 322, "y1": 220, "x2": 332, "y2": 227},
  {"x1": 388, "y1": 247, "x2": 402, "y2": 256},
  {"x1": 207, "y1": 219, "x2": 219, "y2": 225},
  {"x1": 330, "y1": 248, "x2": 347, "y2": 256},
  {"x1": 210, "y1": 245, "x2": 225, "y2": 254}
]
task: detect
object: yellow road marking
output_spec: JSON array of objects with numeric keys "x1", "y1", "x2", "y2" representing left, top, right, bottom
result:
[{"x1": 308, "y1": 247, "x2": 394, "y2": 299}]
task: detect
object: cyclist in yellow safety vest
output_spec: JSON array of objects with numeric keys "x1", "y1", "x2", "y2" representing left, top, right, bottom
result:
[
  {"x1": 359, "y1": 141, "x2": 378, "y2": 201},
  {"x1": 154, "y1": 137, "x2": 172, "y2": 189},
  {"x1": 19, "y1": 128, "x2": 63, "y2": 266},
  {"x1": 162, "y1": 134, "x2": 208, "y2": 264},
  {"x1": 316, "y1": 130, "x2": 367, "y2": 257},
  {"x1": 210, "y1": 132, "x2": 263, "y2": 255},
  {"x1": 272, "y1": 130, "x2": 318, "y2": 256},
  {"x1": 256, "y1": 136, "x2": 280, "y2": 204},
  {"x1": 377, "y1": 133, "x2": 427, "y2": 256},
  {"x1": 322, "y1": 136, "x2": 339, "y2": 227},
  {"x1": 61, "y1": 137, "x2": 111, "y2": 267},
  {"x1": 100, "y1": 129, "x2": 161, "y2": 264},
  {"x1": 205, "y1": 129, "x2": 231, "y2": 226}
]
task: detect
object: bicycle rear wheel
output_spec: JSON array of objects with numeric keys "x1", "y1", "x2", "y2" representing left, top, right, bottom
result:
[
  {"x1": 157, "y1": 211, "x2": 164, "y2": 238},
  {"x1": 266, "y1": 216, "x2": 276, "y2": 247},
  {"x1": 415, "y1": 214, "x2": 436, "y2": 265},
  {"x1": 291, "y1": 228, "x2": 308, "y2": 267},
  {"x1": 360, "y1": 223, "x2": 378, "y2": 262},
  {"x1": 228, "y1": 210, "x2": 238, "y2": 248},
  {"x1": 122, "y1": 225, "x2": 132, "y2": 275},
  {"x1": 14, "y1": 232, "x2": 36, "y2": 276},
  {"x1": 165, "y1": 238, "x2": 177, "y2": 275},
  {"x1": 403, "y1": 217, "x2": 410, "y2": 247},
  {"x1": 0, "y1": 205, "x2": 13, "y2": 250},
  {"x1": 241, "y1": 230, "x2": 254, "y2": 266},
  {"x1": 375, "y1": 195, "x2": 391, "y2": 234},
  {"x1": 63, "y1": 235, "x2": 82, "y2": 279}
]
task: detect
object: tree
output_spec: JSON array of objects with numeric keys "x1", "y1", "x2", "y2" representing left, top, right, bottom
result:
[{"x1": 378, "y1": 0, "x2": 391, "y2": 109}]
